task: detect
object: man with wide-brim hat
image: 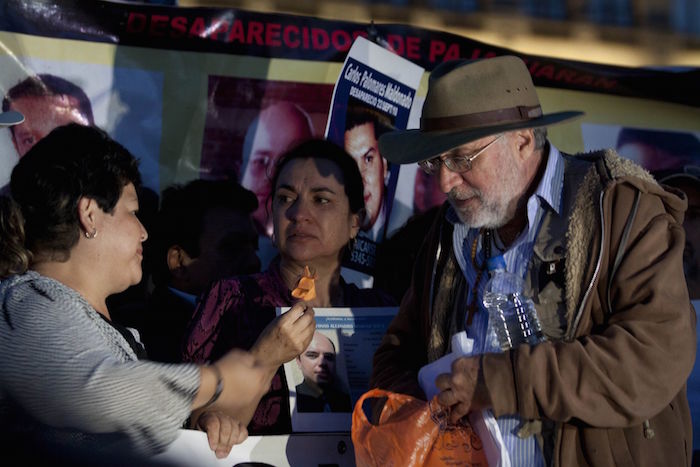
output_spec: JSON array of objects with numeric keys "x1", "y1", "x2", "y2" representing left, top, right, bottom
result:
[{"x1": 371, "y1": 55, "x2": 695, "y2": 466}]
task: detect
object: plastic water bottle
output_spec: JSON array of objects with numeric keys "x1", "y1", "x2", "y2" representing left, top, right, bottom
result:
[{"x1": 482, "y1": 255, "x2": 545, "y2": 351}]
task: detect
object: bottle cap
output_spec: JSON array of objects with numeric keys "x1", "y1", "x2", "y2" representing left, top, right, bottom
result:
[{"x1": 486, "y1": 255, "x2": 506, "y2": 271}]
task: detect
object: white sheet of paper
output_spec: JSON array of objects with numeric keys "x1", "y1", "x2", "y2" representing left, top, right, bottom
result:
[
  {"x1": 151, "y1": 430, "x2": 356, "y2": 467},
  {"x1": 151, "y1": 429, "x2": 262, "y2": 466}
]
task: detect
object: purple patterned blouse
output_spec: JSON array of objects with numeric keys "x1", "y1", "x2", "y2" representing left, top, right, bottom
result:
[{"x1": 182, "y1": 260, "x2": 396, "y2": 434}]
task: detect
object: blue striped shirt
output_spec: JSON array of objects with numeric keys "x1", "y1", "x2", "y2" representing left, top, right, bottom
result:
[{"x1": 449, "y1": 144, "x2": 564, "y2": 467}]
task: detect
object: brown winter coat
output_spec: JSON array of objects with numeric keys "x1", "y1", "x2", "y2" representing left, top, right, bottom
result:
[{"x1": 370, "y1": 149, "x2": 696, "y2": 466}]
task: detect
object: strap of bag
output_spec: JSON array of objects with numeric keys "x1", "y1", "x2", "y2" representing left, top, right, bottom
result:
[{"x1": 352, "y1": 388, "x2": 416, "y2": 427}]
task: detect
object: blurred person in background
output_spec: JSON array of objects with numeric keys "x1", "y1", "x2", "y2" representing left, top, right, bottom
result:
[{"x1": 139, "y1": 178, "x2": 261, "y2": 363}]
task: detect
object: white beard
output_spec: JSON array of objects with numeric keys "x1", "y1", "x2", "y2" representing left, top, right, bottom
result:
[{"x1": 447, "y1": 159, "x2": 522, "y2": 229}]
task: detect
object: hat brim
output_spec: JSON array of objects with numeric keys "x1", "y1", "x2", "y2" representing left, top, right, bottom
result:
[
  {"x1": 0, "y1": 110, "x2": 24, "y2": 127},
  {"x1": 379, "y1": 111, "x2": 584, "y2": 165}
]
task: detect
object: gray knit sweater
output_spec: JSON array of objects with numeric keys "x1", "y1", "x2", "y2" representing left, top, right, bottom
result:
[{"x1": 0, "y1": 271, "x2": 200, "y2": 456}]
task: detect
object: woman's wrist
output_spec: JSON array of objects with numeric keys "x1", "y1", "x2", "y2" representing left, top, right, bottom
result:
[
  {"x1": 202, "y1": 364, "x2": 224, "y2": 409},
  {"x1": 193, "y1": 364, "x2": 224, "y2": 410}
]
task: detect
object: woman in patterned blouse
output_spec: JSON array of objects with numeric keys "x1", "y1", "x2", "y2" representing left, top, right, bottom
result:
[{"x1": 183, "y1": 139, "x2": 396, "y2": 434}]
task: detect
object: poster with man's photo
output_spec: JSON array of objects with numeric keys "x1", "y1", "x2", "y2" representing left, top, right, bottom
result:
[
  {"x1": 0, "y1": 56, "x2": 163, "y2": 192},
  {"x1": 324, "y1": 36, "x2": 424, "y2": 286},
  {"x1": 581, "y1": 123, "x2": 700, "y2": 173},
  {"x1": 279, "y1": 306, "x2": 399, "y2": 432}
]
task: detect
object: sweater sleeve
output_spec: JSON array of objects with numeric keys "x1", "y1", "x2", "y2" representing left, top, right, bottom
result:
[
  {"x1": 484, "y1": 181, "x2": 697, "y2": 427},
  {"x1": 0, "y1": 278, "x2": 200, "y2": 455}
]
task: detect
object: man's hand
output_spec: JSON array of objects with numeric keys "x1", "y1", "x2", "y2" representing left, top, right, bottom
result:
[
  {"x1": 251, "y1": 303, "x2": 316, "y2": 368},
  {"x1": 435, "y1": 355, "x2": 490, "y2": 423},
  {"x1": 196, "y1": 411, "x2": 248, "y2": 459}
]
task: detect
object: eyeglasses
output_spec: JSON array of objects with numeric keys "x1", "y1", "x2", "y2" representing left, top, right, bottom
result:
[{"x1": 418, "y1": 134, "x2": 504, "y2": 175}]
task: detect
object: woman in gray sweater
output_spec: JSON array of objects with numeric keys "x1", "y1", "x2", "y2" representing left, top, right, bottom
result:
[{"x1": 0, "y1": 123, "x2": 315, "y2": 462}]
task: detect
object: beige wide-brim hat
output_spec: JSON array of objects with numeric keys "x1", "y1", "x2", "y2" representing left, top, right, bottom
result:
[
  {"x1": 378, "y1": 55, "x2": 584, "y2": 165},
  {"x1": 0, "y1": 110, "x2": 24, "y2": 127}
]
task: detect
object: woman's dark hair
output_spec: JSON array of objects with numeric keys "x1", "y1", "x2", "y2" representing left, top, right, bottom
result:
[
  {"x1": 269, "y1": 138, "x2": 365, "y2": 216},
  {"x1": 0, "y1": 123, "x2": 141, "y2": 277}
]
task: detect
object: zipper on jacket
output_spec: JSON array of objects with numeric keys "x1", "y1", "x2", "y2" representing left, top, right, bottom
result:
[{"x1": 569, "y1": 190, "x2": 606, "y2": 339}]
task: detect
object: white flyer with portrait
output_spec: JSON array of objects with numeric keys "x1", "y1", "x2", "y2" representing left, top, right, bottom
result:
[
  {"x1": 277, "y1": 306, "x2": 399, "y2": 432},
  {"x1": 324, "y1": 36, "x2": 425, "y2": 286}
]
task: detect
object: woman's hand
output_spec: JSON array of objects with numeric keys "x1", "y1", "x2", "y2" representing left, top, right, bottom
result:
[
  {"x1": 251, "y1": 303, "x2": 316, "y2": 369},
  {"x1": 195, "y1": 411, "x2": 248, "y2": 459}
]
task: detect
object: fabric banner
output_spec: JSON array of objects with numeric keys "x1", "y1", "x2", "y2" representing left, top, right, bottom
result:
[{"x1": 1, "y1": 0, "x2": 699, "y2": 269}]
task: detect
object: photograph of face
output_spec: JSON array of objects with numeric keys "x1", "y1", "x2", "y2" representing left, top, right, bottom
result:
[
  {"x1": 241, "y1": 102, "x2": 314, "y2": 237},
  {"x1": 3, "y1": 74, "x2": 94, "y2": 158},
  {"x1": 615, "y1": 127, "x2": 700, "y2": 172},
  {"x1": 0, "y1": 59, "x2": 164, "y2": 191},
  {"x1": 413, "y1": 165, "x2": 447, "y2": 213},
  {"x1": 294, "y1": 330, "x2": 351, "y2": 413},
  {"x1": 342, "y1": 98, "x2": 395, "y2": 240},
  {"x1": 199, "y1": 76, "x2": 334, "y2": 239},
  {"x1": 582, "y1": 124, "x2": 700, "y2": 173}
]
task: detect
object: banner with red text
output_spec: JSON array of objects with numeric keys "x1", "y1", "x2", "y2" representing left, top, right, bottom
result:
[{"x1": 1, "y1": 0, "x2": 699, "y2": 261}]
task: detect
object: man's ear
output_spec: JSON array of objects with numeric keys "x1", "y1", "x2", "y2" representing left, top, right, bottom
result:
[
  {"x1": 515, "y1": 129, "x2": 536, "y2": 160},
  {"x1": 77, "y1": 197, "x2": 98, "y2": 236},
  {"x1": 166, "y1": 245, "x2": 193, "y2": 275}
]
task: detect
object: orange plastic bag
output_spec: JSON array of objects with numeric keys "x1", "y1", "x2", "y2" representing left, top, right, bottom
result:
[{"x1": 352, "y1": 388, "x2": 488, "y2": 467}]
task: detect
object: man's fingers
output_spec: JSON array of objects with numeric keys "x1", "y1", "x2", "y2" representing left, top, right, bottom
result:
[
  {"x1": 435, "y1": 372, "x2": 452, "y2": 391},
  {"x1": 452, "y1": 356, "x2": 479, "y2": 377},
  {"x1": 449, "y1": 401, "x2": 471, "y2": 424},
  {"x1": 437, "y1": 387, "x2": 457, "y2": 407}
]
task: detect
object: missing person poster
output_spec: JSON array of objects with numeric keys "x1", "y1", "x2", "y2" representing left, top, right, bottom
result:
[
  {"x1": 278, "y1": 306, "x2": 399, "y2": 432},
  {"x1": 324, "y1": 37, "x2": 424, "y2": 285}
]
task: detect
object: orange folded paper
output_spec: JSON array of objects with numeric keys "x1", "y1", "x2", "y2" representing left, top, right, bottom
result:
[{"x1": 291, "y1": 265, "x2": 316, "y2": 301}]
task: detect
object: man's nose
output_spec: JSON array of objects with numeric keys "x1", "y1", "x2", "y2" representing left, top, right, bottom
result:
[{"x1": 437, "y1": 163, "x2": 463, "y2": 194}]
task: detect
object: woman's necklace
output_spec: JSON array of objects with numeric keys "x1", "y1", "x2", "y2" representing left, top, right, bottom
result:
[{"x1": 466, "y1": 228, "x2": 491, "y2": 326}]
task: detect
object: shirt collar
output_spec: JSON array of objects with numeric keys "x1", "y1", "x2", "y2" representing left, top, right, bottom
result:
[{"x1": 533, "y1": 142, "x2": 564, "y2": 216}]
